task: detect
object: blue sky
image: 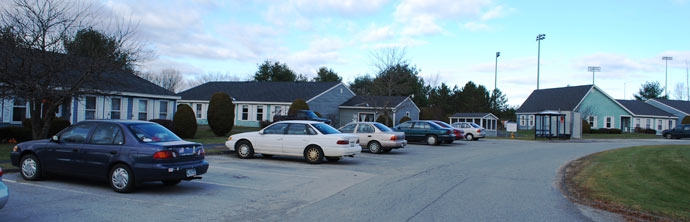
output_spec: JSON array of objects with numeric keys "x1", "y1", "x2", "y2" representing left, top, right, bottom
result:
[{"x1": 103, "y1": 0, "x2": 690, "y2": 106}]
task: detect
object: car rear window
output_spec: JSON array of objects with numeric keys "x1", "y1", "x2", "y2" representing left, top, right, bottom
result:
[
  {"x1": 128, "y1": 123, "x2": 181, "y2": 142},
  {"x1": 311, "y1": 123, "x2": 340, "y2": 135},
  {"x1": 373, "y1": 123, "x2": 393, "y2": 132}
]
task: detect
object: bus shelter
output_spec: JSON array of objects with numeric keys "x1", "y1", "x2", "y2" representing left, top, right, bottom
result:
[{"x1": 534, "y1": 111, "x2": 570, "y2": 139}]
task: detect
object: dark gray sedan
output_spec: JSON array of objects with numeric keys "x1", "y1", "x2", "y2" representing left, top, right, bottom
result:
[{"x1": 10, "y1": 120, "x2": 209, "y2": 193}]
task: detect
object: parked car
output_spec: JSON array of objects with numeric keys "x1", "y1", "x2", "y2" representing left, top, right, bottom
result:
[
  {"x1": 432, "y1": 121, "x2": 465, "y2": 141},
  {"x1": 393, "y1": 120, "x2": 455, "y2": 145},
  {"x1": 451, "y1": 122, "x2": 487, "y2": 141},
  {"x1": 10, "y1": 120, "x2": 210, "y2": 193},
  {"x1": 0, "y1": 167, "x2": 8, "y2": 209},
  {"x1": 225, "y1": 120, "x2": 361, "y2": 164},
  {"x1": 273, "y1": 110, "x2": 332, "y2": 125},
  {"x1": 662, "y1": 124, "x2": 690, "y2": 139},
  {"x1": 339, "y1": 122, "x2": 407, "y2": 154}
]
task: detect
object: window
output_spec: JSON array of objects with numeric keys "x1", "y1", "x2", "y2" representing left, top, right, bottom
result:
[
  {"x1": 159, "y1": 101, "x2": 169, "y2": 119},
  {"x1": 138, "y1": 100, "x2": 148, "y2": 120},
  {"x1": 196, "y1": 104, "x2": 202, "y2": 118},
  {"x1": 358, "y1": 113, "x2": 374, "y2": 122},
  {"x1": 634, "y1": 118, "x2": 640, "y2": 128},
  {"x1": 357, "y1": 124, "x2": 374, "y2": 133},
  {"x1": 111, "y1": 98, "x2": 121, "y2": 119},
  {"x1": 657, "y1": 120, "x2": 663, "y2": 130},
  {"x1": 528, "y1": 115, "x2": 534, "y2": 126},
  {"x1": 85, "y1": 96, "x2": 97, "y2": 120},
  {"x1": 339, "y1": 124, "x2": 356, "y2": 133},
  {"x1": 645, "y1": 119, "x2": 651, "y2": 129},
  {"x1": 669, "y1": 120, "x2": 674, "y2": 129},
  {"x1": 587, "y1": 116, "x2": 596, "y2": 128},
  {"x1": 60, "y1": 123, "x2": 95, "y2": 143},
  {"x1": 287, "y1": 124, "x2": 308, "y2": 135},
  {"x1": 519, "y1": 115, "x2": 525, "y2": 126},
  {"x1": 12, "y1": 98, "x2": 27, "y2": 122},
  {"x1": 90, "y1": 124, "x2": 124, "y2": 145},
  {"x1": 605, "y1": 116, "x2": 613, "y2": 128},
  {"x1": 256, "y1": 106, "x2": 264, "y2": 121},
  {"x1": 264, "y1": 123, "x2": 288, "y2": 134},
  {"x1": 241, "y1": 105, "x2": 249, "y2": 120}
]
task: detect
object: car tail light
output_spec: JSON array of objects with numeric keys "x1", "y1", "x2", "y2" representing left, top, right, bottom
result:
[
  {"x1": 153, "y1": 150, "x2": 177, "y2": 159},
  {"x1": 0, "y1": 168, "x2": 3, "y2": 177},
  {"x1": 336, "y1": 139, "x2": 349, "y2": 145},
  {"x1": 390, "y1": 135, "x2": 398, "y2": 141},
  {"x1": 476, "y1": 129, "x2": 481, "y2": 133}
]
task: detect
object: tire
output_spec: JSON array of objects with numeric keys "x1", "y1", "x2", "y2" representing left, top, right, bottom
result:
[
  {"x1": 426, "y1": 135, "x2": 439, "y2": 145},
  {"x1": 665, "y1": 134, "x2": 673, "y2": 139},
  {"x1": 20, "y1": 154, "x2": 42, "y2": 181},
  {"x1": 110, "y1": 164, "x2": 135, "y2": 193},
  {"x1": 465, "y1": 134, "x2": 474, "y2": 141},
  {"x1": 326, "y1": 157, "x2": 341, "y2": 162},
  {"x1": 162, "y1": 179, "x2": 181, "y2": 186},
  {"x1": 304, "y1": 146, "x2": 324, "y2": 164},
  {"x1": 368, "y1": 141, "x2": 383, "y2": 154},
  {"x1": 235, "y1": 141, "x2": 254, "y2": 159}
]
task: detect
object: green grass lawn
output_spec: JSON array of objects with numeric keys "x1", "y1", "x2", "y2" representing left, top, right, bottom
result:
[{"x1": 571, "y1": 145, "x2": 690, "y2": 221}]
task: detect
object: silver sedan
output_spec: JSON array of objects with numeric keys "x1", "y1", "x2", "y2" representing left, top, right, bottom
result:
[{"x1": 339, "y1": 122, "x2": 407, "y2": 154}]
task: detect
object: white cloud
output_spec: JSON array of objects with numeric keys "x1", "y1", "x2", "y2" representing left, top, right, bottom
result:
[{"x1": 463, "y1": 22, "x2": 490, "y2": 31}]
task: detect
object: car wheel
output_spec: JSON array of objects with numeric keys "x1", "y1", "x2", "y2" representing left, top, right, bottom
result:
[
  {"x1": 235, "y1": 141, "x2": 254, "y2": 159},
  {"x1": 326, "y1": 157, "x2": 341, "y2": 162},
  {"x1": 110, "y1": 164, "x2": 135, "y2": 193},
  {"x1": 368, "y1": 141, "x2": 383, "y2": 154},
  {"x1": 20, "y1": 154, "x2": 42, "y2": 181},
  {"x1": 304, "y1": 146, "x2": 324, "y2": 164},
  {"x1": 665, "y1": 134, "x2": 673, "y2": 139},
  {"x1": 465, "y1": 134, "x2": 474, "y2": 141},
  {"x1": 426, "y1": 135, "x2": 439, "y2": 145},
  {"x1": 162, "y1": 179, "x2": 181, "y2": 186}
]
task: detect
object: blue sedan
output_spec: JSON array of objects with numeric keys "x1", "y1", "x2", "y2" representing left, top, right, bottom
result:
[{"x1": 10, "y1": 120, "x2": 209, "y2": 193}]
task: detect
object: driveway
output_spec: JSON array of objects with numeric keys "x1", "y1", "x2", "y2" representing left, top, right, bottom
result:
[{"x1": 1, "y1": 138, "x2": 685, "y2": 221}]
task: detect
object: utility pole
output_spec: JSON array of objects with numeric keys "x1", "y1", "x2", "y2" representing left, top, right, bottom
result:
[{"x1": 536, "y1": 34, "x2": 545, "y2": 89}]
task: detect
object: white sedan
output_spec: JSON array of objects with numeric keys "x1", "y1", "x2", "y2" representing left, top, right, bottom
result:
[{"x1": 225, "y1": 120, "x2": 361, "y2": 164}]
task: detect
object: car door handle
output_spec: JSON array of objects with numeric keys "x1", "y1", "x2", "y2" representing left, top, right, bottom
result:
[{"x1": 367, "y1": 135, "x2": 372, "y2": 137}]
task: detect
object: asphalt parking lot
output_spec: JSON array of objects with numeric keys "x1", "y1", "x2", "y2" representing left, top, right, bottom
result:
[{"x1": 1, "y1": 138, "x2": 688, "y2": 221}]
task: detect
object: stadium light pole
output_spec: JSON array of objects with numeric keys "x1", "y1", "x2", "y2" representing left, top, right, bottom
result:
[
  {"x1": 494, "y1": 51, "x2": 500, "y2": 91},
  {"x1": 662, "y1": 56, "x2": 673, "y2": 98},
  {"x1": 536, "y1": 34, "x2": 545, "y2": 89},
  {"x1": 588, "y1": 66, "x2": 600, "y2": 85}
]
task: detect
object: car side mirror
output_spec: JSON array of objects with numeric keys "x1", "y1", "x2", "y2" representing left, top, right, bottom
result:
[{"x1": 50, "y1": 135, "x2": 60, "y2": 143}]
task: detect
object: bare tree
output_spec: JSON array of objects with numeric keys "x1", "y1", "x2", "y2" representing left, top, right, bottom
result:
[
  {"x1": 186, "y1": 72, "x2": 241, "y2": 89},
  {"x1": 673, "y1": 82, "x2": 686, "y2": 100},
  {"x1": 369, "y1": 47, "x2": 408, "y2": 74},
  {"x1": 0, "y1": 0, "x2": 141, "y2": 139},
  {"x1": 137, "y1": 68, "x2": 183, "y2": 92}
]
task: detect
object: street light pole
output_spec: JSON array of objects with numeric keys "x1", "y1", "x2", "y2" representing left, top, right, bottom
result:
[
  {"x1": 536, "y1": 34, "x2": 545, "y2": 89},
  {"x1": 495, "y1": 51, "x2": 500, "y2": 91},
  {"x1": 588, "y1": 66, "x2": 600, "y2": 85},
  {"x1": 662, "y1": 56, "x2": 673, "y2": 98}
]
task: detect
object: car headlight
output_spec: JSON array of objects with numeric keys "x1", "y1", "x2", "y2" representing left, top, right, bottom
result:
[{"x1": 227, "y1": 136, "x2": 232, "y2": 141}]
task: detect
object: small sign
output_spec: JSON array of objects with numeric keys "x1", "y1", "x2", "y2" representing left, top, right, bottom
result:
[{"x1": 506, "y1": 122, "x2": 517, "y2": 132}]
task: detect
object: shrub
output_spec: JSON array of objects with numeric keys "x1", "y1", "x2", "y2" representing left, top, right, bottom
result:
[
  {"x1": 0, "y1": 126, "x2": 32, "y2": 143},
  {"x1": 150, "y1": 119, "x2": 174, "y2": 132},
  {"x1": 682, "y1": 115, "x2": 690, "y2": 124},
  {"x1": 399, "y1": 116, "x2": 412, "y2": 124},
  {"x1": 581, "y1": 119, "x2": 591, "y2": 134},
  {"x1": 259, "y1": 120, "x2": 273, "y2": 129},
  {"x1": 288, "y1": 99, "x2": 309, "y2": 116},
  {"x1": 173, "y1": 104, "x2": 197, "y2": 139},
  {"x1": 376, "y1": 115, "x2": 393, "y2": 126},
  {"x1": 22, "y1": 118, "x2": 71, "y2": 138},
  {"x1": 207, "y1": 92, "x2": 235, "y2": 136}
]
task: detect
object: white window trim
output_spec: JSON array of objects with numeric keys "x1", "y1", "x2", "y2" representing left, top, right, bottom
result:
[{"x1": 605, "y1": 116, "x2": 614, "y2": 128}]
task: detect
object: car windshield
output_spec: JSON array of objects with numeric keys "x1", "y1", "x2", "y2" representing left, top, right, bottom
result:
[
  {"x1": 128, "y1": 123, "x2": 181, "y2": 142},
  {"x1": 373, "y1": 122, "x2": 394, "y2": 132},
  {"x1": 311, "y1": 123, "x2": 341, "y2": 134}
]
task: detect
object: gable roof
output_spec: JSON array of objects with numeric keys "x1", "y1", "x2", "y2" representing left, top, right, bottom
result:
[
  {"x1": 517, "y1": 85, "x2": 593, "y2": 113},
  {"x1": 616, "y1": 100, "x2": 674, "y2": 117},
  {"x1": 450, "y1": 113, "x2": 499, "y2": 119},
  {"x1": 177, "y1": 81, "x2": 341, "y2": 102},
  {"x1": 647, "y1": 99, "x2": 690, "y2": 115},
  {"x1": 85, "y1": 71, "x2": 177, "y2": 97},
  {"x1": 340, "y1": 95, "x2": 409, "y2": 108}
]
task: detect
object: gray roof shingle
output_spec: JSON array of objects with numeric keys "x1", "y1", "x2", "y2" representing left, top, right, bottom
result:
[
  {"x1": 517, "y1": 85, "x2": 593, "y2": 113},
  {"x1": 616, "y1": 100, "x2": 674, "y2": 117},
  {"x1": 340, "y1": 95, "x2": 408, "y2": 108},
  {"x1": 177, "y1": 81, "x2": 340, "y2": 102},
  {"x1": 652, "y1": 99, "x2": 690, "y2": 114}
]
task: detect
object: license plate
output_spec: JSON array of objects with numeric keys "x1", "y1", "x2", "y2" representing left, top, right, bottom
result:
[{"x1": 186, "y1": 168, "x2": 196, "y2": 177}]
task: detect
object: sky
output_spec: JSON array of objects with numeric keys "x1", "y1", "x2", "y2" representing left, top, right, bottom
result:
[{"x1": 99, "y1": 0, "x2": 690, "y2": 106}]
